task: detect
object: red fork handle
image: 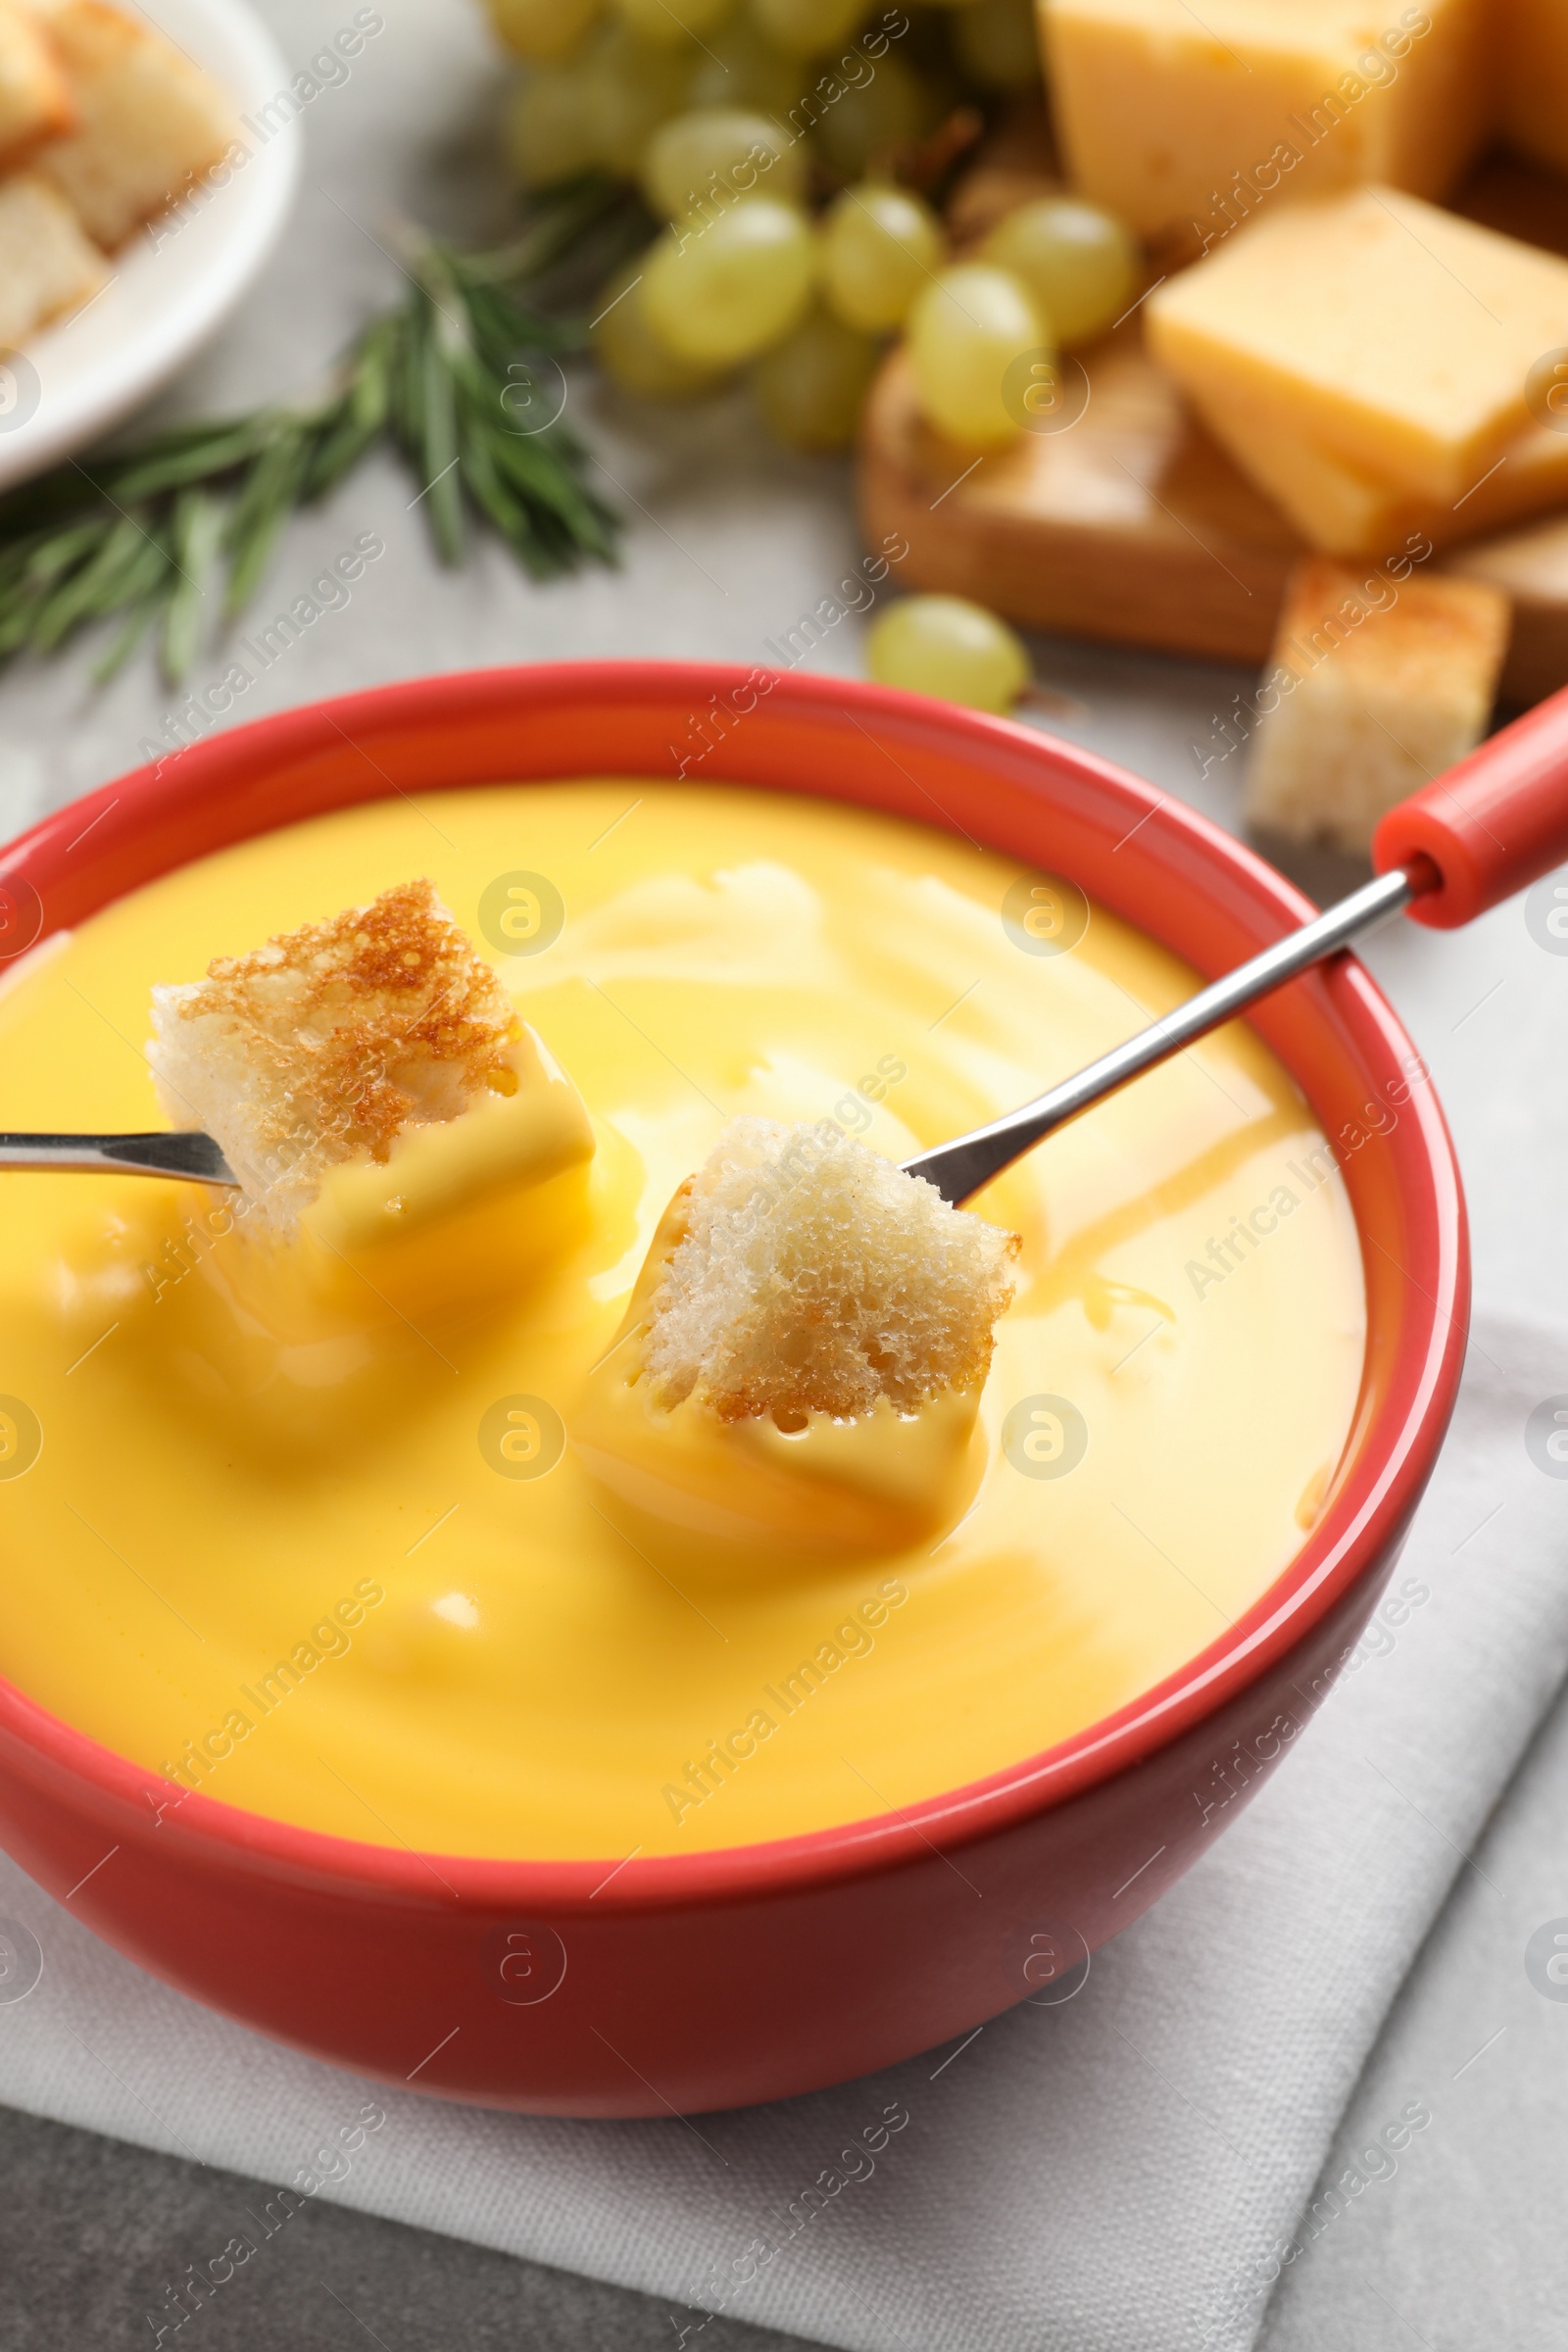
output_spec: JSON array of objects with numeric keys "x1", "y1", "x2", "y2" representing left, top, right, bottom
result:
[{"x1": 1373, "y1": 682, "x2": 1568, "y2": 928}]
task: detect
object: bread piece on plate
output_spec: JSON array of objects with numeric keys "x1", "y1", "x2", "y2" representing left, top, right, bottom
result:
[
  {"x1": 29, "y1": 0, "x2": 236, "y2": 249},
  {"x1": 642, "y1": 1115, "x2": 1020, "y2": 1422},
  {"x1": 0, "y1": 166, "x2": 107, "y2": 344},
  {"x1": 148, "y1": 881, "x2": 530, "y2": 1239},
  {"x1": 0, "y1": 0, "x2": 72, "y2": 163},
  {"x1": 1246, "y1": 559, "x2": 1510, "y2": 855}
]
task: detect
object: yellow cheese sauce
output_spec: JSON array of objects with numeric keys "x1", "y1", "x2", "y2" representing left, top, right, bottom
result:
[{"x1": 0, "y1": 783, "x2": 1365, "y2": 1859}]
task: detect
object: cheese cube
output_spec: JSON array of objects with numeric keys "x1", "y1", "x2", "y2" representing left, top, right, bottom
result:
[
  {"x1": 1147, "y1": 187, "x2": 1568, "y2": 503},
  {"x1": 0, "y1": 167, "x2": 107, "y2": 345},
  {"x1": 1040, "y1": 0, "x2": 1493, "y2": 244},
  {"x1": 1189, "y1": 385, "x2": 1568, "y2": 558},
  {"x1": 1500, "y1": 0, "x2": 1568, "y2": 177},
  {"x1": 1245, "y1": 558, "x2": 1509, "y2": 854},
  {"x1": 30, "y1": 0, "x2": 237, "y2": 250}
]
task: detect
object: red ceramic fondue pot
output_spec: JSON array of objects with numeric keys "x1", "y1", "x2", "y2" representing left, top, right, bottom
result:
[{"x1": 0, "y1": 660, "x2": 1558, "y2": 2117}]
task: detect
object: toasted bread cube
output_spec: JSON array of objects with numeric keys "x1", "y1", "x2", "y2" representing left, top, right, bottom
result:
[
  {"x1": 148, "y1": 881, "x2": 530, "y2": 1238},
  {"x1": 31, "y1": 0, "x2": 236, "y2": 249},
  {"x1": 1246, "y1": 560, "x2": 1510, "y2": 855},
  {"x1": 0, "y1": 164, "x2": 105, "y2": 341},
  {"x1": 1041, "y1": 0, "x2": 1492, "y2": 245},
  {"x1": 1190, "y1": 385, "x2": 1568, "y2": 559},
  {"x1": 0, "y1": 0, "x2": 71, "y2": 161},
  {"x1": 642, "y1": 1116, "x2": 1019, "y2": 1422},
  {"x1": 1148, "y1": 187, "x2": 1568, "y2": 504}
]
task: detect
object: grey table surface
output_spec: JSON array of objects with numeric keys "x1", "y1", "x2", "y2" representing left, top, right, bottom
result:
[{"x1": 1, "y1": 1, "x2": 1565, "y2": 2343}]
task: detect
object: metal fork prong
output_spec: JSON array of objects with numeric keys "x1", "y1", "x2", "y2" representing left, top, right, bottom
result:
[{"x1": 0, "y1": 1131, "x2": 239, "y2": 1185}]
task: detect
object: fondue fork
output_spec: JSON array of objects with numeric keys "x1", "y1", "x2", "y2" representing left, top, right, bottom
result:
[
  {"x1": 2, "y1": 686, "x2": 1566, "y2": 1198},
  {"x1": 906, "y1": 862, "x2": 1417, "y2": 1205},
  {"x1": 908, "y1": 686, "x2": 1568, "y2": 1205}
]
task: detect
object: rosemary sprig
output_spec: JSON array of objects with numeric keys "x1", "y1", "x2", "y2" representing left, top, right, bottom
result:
[{"x1": 0, "y1": 181, "x2": 633, "y2": 686}]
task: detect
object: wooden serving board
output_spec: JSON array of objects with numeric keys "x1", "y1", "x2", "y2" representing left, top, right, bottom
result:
[{"x1": 858, "y1": 153, "x2": 1568, "y2": 710}]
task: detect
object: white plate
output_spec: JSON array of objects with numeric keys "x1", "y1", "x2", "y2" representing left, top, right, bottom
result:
[{"x1": 0, "y1": 0, "x2": 301, "y2": 493}]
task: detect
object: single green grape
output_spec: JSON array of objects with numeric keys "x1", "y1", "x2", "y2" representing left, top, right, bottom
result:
[
  {"x1": 583, "y1": 24, "x2": 696, "y2": 172},
  {"x1": 865, "y1": 595, "x2": 1031, "y2": 713},
  {"x1": 952, "y1": 0, "x2": 1041, "y2": 88},
  {"x1": 685, "y1": 15, "x2": 805, "y2": 116},
  {"x1": 746, "y1": 0, "x2": 867, "y2": 59},
  {"x1": 812, "y1": 51, "x2": 940, "y2": 179},
  {"x1": 906, "y1": 263, "x2": 1044, "y2": 446},
  {"x1": 506, "y1": 57, "x2": 602, "y2": 187},
  {"x1": 487, "y1": 0, "x2": 604, "y2": 60},
  {"x1": 752, "y1": 306, "x2": 881, "y2": 450},
  {"x1": 643, "y1": 197, "x2": 818, "y2": 366},
  {"x1": 822, "y1": 182, "x2": 943, "y2": 333},
  {"x1": 595, "y1": 258, "x2": 731, "y2": 399},
  {"x1": 642, "y1": 107, "x2": 807, "y2": 220},
  {"x1": 613, "y1": 0, "x2": 734, "y2": 43},
  {"x1": 981, "y1": 197, "x2": 1139, "y2": 346}
]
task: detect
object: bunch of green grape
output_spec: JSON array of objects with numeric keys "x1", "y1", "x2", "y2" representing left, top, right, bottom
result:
[
  {"x1": 488, "y1": 0, "x2": 1140, "y2": 719},
  {"x1": 487, "y1": 0, "x2": 1049, "y2": 452}
]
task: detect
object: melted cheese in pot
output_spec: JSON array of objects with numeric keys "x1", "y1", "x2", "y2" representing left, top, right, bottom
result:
[{"x1": 0, "y1": 782, "x2": 1366, "y2": 1858}]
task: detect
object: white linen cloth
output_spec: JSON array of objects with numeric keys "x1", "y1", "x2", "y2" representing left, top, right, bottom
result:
[
  {"x1": 1260, "y1": 1554, "x2": 1568, "y2": 2352},
  {"x1": 0, "y1": 1310, "x2": 1561, "y2": 2352}
]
